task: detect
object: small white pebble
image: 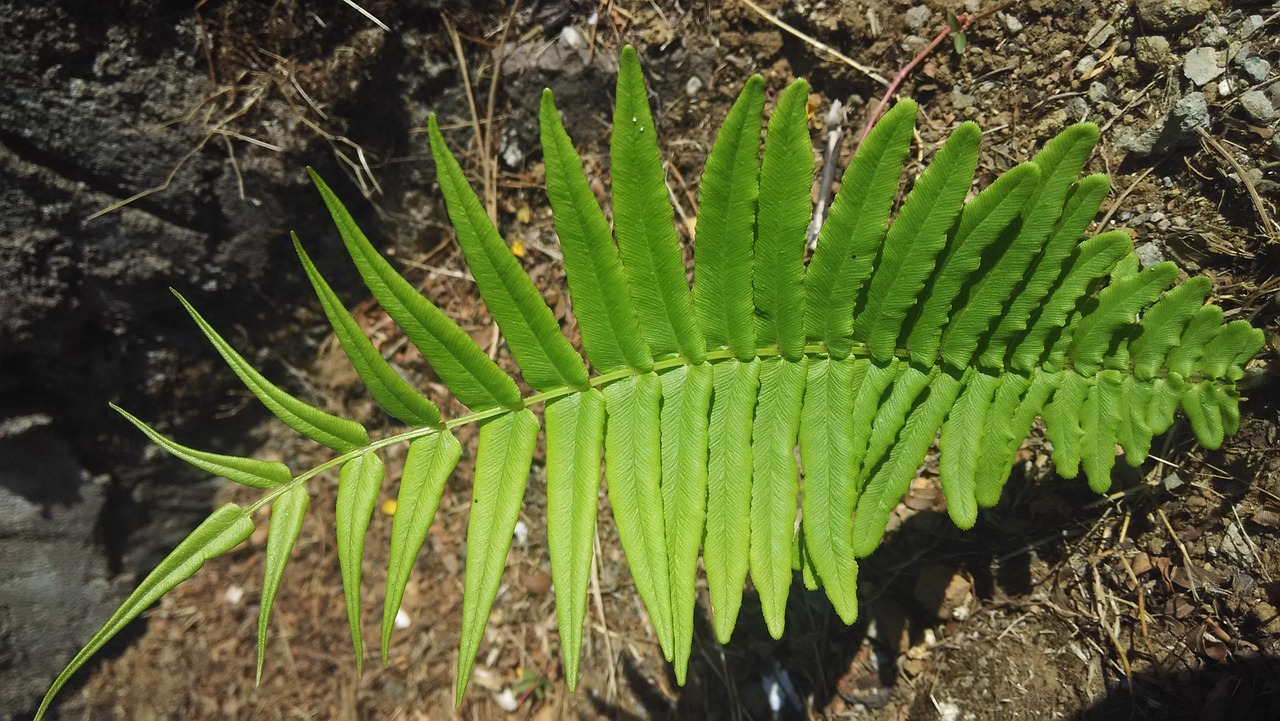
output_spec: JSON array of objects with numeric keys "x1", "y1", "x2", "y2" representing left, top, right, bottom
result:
[
  {"x1": 395, "y1": 608, "x2": 411, "y2": 630},
  {"x1": 224, "y1": 585, "x2": 245, "y2": 605},
  {"x1": 513, "y1": 520, "x2": 529, "y2": 545},
  {"x1": 494, "y1": 689, "x2": 519, "y2": 712},
  {"x1": 936, "y1": 700, "x2": 962, "y2": 721}
]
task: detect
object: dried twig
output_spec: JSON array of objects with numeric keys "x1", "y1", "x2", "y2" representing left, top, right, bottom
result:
[
  {"x1": 855, "y1": 0, "x2": 1025, "y2": 149},
  {"x1": 338, "y1": 0, "x2": 390, "y2": 32},
  {"x1": 738, "y1": 0, "x2": 888, "y2": 86},
  {"x1": 1196, "y1": 126, "x2": 1278, "y2": 243},
  {"x1": 590, "y1": 526, "x2": 619, "y2": 701},
  {"x1": 1097, "y1": 166, "x2": 1155, "y2": 229},
  {"x1": 808, "y1": 99, "x2": 846, "y2": 248},
  {"x1": 482, "y1": 0, "x2": 523, "y2": 222},
  {"x1": 1157, "y1": 507, "x2": 1201, "y2": 602}
]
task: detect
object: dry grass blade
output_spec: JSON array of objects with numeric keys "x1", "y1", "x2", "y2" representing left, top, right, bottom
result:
[
  {"x1": 339, "y1": 0, "x2": 391, "y2": 32},
  {"x1": 738, "y1": 0, "x2": 889, "y2": 85},
  {"x1": 1196, "y1": 127, "x2": 1278, "y2": 243}
]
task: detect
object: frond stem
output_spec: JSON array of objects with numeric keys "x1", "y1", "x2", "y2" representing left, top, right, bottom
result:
[{"x1": 246, "y1": 340, "x2": 1220, "y2": 515}]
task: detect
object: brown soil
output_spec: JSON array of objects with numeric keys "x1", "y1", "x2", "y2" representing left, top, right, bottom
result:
[{"x1": 60, "y1": 1, "x2": 1280, "y2": 719}]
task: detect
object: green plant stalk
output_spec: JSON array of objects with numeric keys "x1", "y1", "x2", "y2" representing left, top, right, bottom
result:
[{"x1": 245, "y1": 340, "x2": 1236, "y2": 516}]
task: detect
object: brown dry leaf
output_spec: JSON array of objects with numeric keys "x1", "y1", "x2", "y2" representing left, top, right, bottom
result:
[
  {"x1": 1130, "y1": 551, "x2": 1153, "y2": 576},
  {"x1": 1251, "y1": 506, "x2": 1280, "y2": 528},
  {"x1": 1190, "y1": 621, "x2": 1231, "y2": 662}
]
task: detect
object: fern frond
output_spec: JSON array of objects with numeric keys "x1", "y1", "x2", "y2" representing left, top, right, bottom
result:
[
  {"x1": 42, "y1": 45, "x2": 1266, "y2": 718},
  {"x1": 258, "y1": 485, "x2": 308, "y2": 683},
  {"x1": 612, "y1": 46, "x2": 705, "y2": 363},
  {"x1": 457, "y1": 410, "x2": 540, "y2": 706}
]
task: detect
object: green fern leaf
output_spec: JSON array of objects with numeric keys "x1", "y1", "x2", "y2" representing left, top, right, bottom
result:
[
  {"x1": 539, "y1": 90, "x2": 653, "y2": 374},
  {"x1": 855, "y1": 122, "x2": 981, "y2": 361},
  {"x1": 750, "y1": 357, "x2": 808, "y2": 638},
  {"x1": 692, "y1": 76, "x2": 765, "y2": 360},
  {"x1": 703, "y1": 358, "x2": 759, "y2": 642},
  {"x1": 112, "y1": 404, "x2": 291, "y2": 489},
  {"x1": 974, "y1": 370, "x2": 1059, "y2": 506},
  {"x1": 1130, "y1": 276, "x2": 1213, "y2": 380},
  {"x1": 257, "y1": 485, "x2": 309, "y2": 684},
  {"x1": 755, "y1": 79, "x2": 812, "y2": 360},
  {"x1": 382, "y1": 433, "x2": 462, "y2": 664},
  {"x1": 335, "y1": 451, "x2": 384, "y2": 674},
  {"x1": 906, "y1": 162, "x2": 1041, "y2": 366},
  {"x1": 938, "y1": 368, "x2": 1000, "y2": 528},
  {"x1": 49, "y1": 51, "x2": 1267, "y2": 714},
  {"x1": 175, "y1": 290, "x2": 369, "y2": 452},
  {"x1": 457, "y1": 409, "x2": 540, "y2": 704},
  {"x1": 1042, "y1": 368, "x2": 1091, "y2": 477},
  {"x1": 798, "y1": 357, "x2": 865, "y2": 621},
  {"x1": 602, "y1": 372, "x2": 674, "y2": 657},
  {"x1": 429, "y1": 116, "x2": 589, "y2": 391},
  {"x1": 851, "y1": 365, "x2": 945, "y2": 556},
  {"x1": 544, "y1": 389, "x2": 606, "y2": 690},
  {"x1": 35, "y1": 503, "x2": 254, "y2": 721},
  {"x1": 612, "y1": 46, "x2": 706, "y2": 363},
  {"x1": 979, "y1": 124, "x2": 1102, "y2": 367},
  {"x1": 294, "y1": 235, "x2": 442, "y2": 426},
  {"x1": 308, "y1": 170, "x2": 521, "y2": 410},
  {"x1": 805, "y1": 99, "x2": 917, "y2": 356},
  {"x1": 1015, "y1": 231, "x2": 1132, "y2": 372},
  {"x1": 659, "y1": 363, "x2": 713, "y2": 683}
]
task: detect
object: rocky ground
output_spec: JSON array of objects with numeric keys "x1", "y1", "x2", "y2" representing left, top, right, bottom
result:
[{"x1": 6, "y1": 0, "x2": 1280, "y2": 719}]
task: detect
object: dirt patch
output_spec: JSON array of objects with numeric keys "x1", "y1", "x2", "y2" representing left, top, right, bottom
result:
[{"x1": 25, "y1": 0, "x2": 1280, "y2": 719}]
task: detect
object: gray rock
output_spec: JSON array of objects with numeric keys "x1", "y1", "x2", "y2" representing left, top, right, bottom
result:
[
  {"x1": 1000, "y1": 12, "x2": 1023, "y2": 33},
  {"x1": 1119, "y1": 91, "x2": 1210, "y2": 156},
  {"x1": 1135, "y1": 36, "x2": 1172, "y2": 69},
  {"x1": 1231, "y1": 43, "x2": 1251, "y2": 66},
  {"x1": 906, "y1": 5, "x2": 933, "y2": 31},
  {"x1": 951, "y1": 87, "x2": 976, "y2": 110},
  {"x1": 1239, "y1": 90, "x2": 1276, "y2": 124},
  {"x1": 1087, "y1": 20, "x2": 1116, "y2": 49},
  {"x1": 1088, "y1": 81, "x2": 1111, "y2": 103},
  {"x1": 1135, "y1": 241, "x2": 1166, "y2": 267},
  {"x1": 685, "y1": 75, "x2": 704, "y2": 98},
  {"x1": 1076, "y1": 55, "x2": 1098, "y2": 76},
  {"x1": 1240, "y1": 14, "x2": 1266, "y2": 38},
  {"x1": 1137, "y1": 0, "x2": 1210, "y2": 32},
  {"x1": 1239, "y1": 56, "x2": 1271, "y2": 84},
  {"x1": 1201, "y1": 24, "x2": 1230, "y2": 47},
  {"x1": 1184, "y1": 47, "x2": 1225, "y2": 86}
]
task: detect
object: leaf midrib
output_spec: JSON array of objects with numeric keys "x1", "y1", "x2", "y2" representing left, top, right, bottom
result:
[{"x1": 246, "y1": 342, "x2": 1225, "y2": 515}]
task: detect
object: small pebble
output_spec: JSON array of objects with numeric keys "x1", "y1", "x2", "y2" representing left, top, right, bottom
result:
[
  {"x1": 951, "y1": 87, "x2": 976, "y2": 110},
  {"x1": 1088, "y1": 81, "x2": 1110, "y2": 103},
  {"x1": 1135, "y1": 241, "x2": 1166, "y2": 268},
  {"x1": 1134, "y1": 36, "x2": 1171, "y2": 69},
  {"x1": 1201, "y1": 25, "x2": 1230, "y2": 48},
  {"x1": 685, "y1": 76, "x2": 704, "y2": 98},
  {"x1": 1239, "y1": 90, "x2": 1276, "y2": 124},
  {"x1": 905, "y1": 5, "x2": 933, "y2": 30},
  {"x1": 1183, "y1": 47, "x2": 1225, "y2": 86},
  {"x1": 1137, "y1": 0, "x2": 1210, "y2": 32},
  {"x1": 1240, "y1": 14, "x2": 1265, "y2": 38},
  {"x1": 1239, "y1": 57, "x2": 1270, "y2": 84},
  {"x1": 1076, "y1": 55, "x2": 1098, "y2": 76},
  {"x1": 1086, "y1": 20, "x2": 1116, "y2": 49},
  {"x1": 1000, "y1": 12, "x2": 1022, "y2": 33}
]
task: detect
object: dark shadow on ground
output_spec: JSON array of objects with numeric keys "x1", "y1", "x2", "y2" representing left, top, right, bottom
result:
[{"x1": 1070, "y1": 653, "x2": 1280, "y2": 721}]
